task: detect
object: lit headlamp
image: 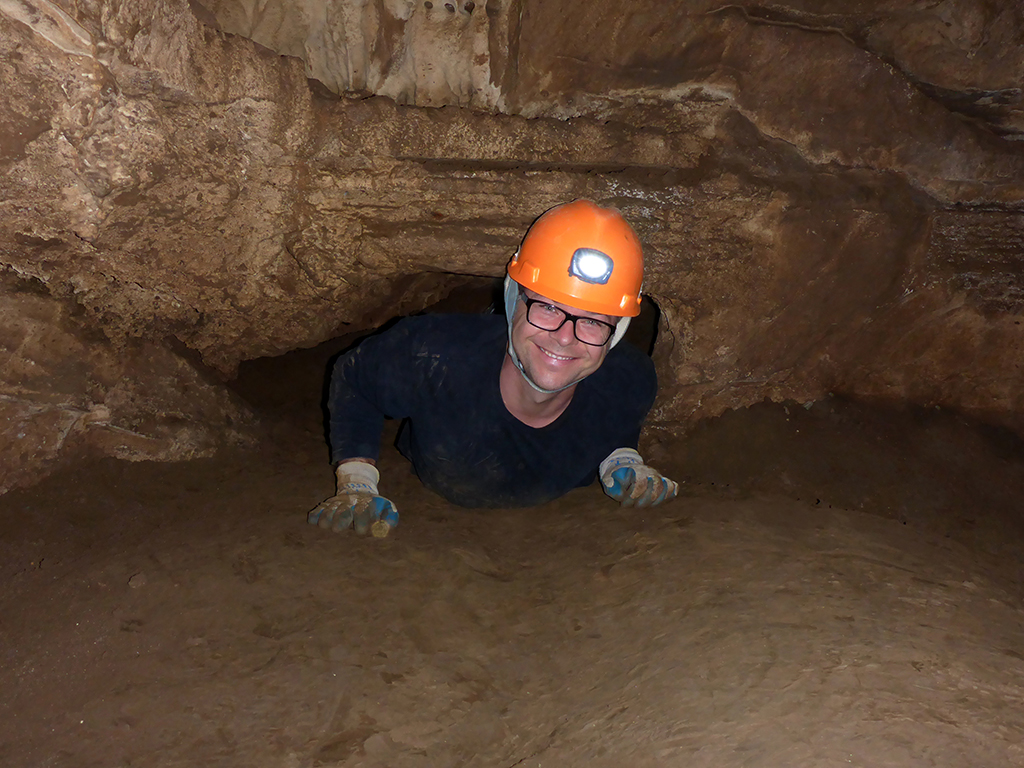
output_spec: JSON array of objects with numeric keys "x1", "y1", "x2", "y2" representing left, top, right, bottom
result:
[{"x1": 568, "y1": 248, "x2": 614, "y2": 284}]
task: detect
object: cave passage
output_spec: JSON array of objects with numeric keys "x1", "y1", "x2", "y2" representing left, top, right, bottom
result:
[
  {"x1": 229, "y1": 272, "x2": 661, "y2": 455},
  {"x1": 4, "y1": 0, "x2": 1024, "y2": 762}
]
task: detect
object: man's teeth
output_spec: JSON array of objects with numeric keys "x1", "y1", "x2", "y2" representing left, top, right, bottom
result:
[{"x1": 540, "y1": 348, "x2": 572, "y2": 361}]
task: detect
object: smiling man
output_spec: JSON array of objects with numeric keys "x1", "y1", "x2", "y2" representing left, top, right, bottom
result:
[{"x1": 308, "y1": 200, "x2": 679, "y2": 537}]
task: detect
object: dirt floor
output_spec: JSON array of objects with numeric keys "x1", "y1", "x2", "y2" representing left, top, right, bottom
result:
[{"x1": 3, "y1": 339, "x2": 1024, "y2": 767}]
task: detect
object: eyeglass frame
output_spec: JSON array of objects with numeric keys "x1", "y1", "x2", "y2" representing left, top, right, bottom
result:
[{"x1": 519, "y1": 295, "x2": 617, "y2": 347}]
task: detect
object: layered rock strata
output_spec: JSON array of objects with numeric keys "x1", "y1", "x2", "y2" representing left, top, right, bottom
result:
[{"x1": 1, "y1": 0, "x2": 1022, "y2": 492}]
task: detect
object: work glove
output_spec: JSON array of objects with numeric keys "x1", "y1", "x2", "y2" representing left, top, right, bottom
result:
[
  {"x1": 307, "y1": 461, "x2": 399, "y2": 538},
  {"x1": 599, "y1": 448, "x2": 678, "y2": 507}
]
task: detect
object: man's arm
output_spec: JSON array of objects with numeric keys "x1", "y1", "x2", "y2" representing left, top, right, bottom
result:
[
  {"x1": 309, "y1": 321, "x2": 426, "y2": 537},
  {"x1": 593, "y1": 344, "x2": 677, "y2": 507},
  {"x1": 327, "y1": 345, "x2": 389, "y2": 465}
]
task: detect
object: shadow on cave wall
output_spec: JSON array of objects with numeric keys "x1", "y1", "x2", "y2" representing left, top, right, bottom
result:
[{"x1": 659, "y1": 396, "x2": 1024, "y2": 561}]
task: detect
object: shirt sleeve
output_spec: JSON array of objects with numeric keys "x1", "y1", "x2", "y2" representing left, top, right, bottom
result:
[
  {"x1": 602, "y1": 341, "x2": 658, "y2": 454},
  {"x1": 327, "y1": 318, "x2": 428, "y2": 464}
]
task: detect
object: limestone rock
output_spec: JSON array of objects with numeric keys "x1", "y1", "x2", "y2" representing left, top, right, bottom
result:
[
  {"x1": 0, "y1": 274, "x2": 254, "y2": 494},
  {"x1": 1, "y1": 0, "x2": 1022, "y2": 493}
]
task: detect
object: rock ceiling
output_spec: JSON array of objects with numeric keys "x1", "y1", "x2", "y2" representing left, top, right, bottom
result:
[{"x1": 1, "y1": 0, "x2": 1022, "y2": 493}]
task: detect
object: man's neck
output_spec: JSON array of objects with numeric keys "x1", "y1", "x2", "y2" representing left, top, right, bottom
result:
[{"x1": 499, "y1": 353, "x2": 576, "y2": 428}]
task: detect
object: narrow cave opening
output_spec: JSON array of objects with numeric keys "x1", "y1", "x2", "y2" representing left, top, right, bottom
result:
[
  {"x1": 228, "y1": 273, "x2": 662, "y2": 447},
  {"x1": 229, "y1": 274, "x2": 503, "y2": 438}
]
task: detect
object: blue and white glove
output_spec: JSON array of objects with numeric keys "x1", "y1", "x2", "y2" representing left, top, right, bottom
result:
[
  {"x1": 307, "y1": 461, "x2": 399, "y2": 538},
  {"x1": 599, "y1": 448, "x2": 678, "y2": 507}
]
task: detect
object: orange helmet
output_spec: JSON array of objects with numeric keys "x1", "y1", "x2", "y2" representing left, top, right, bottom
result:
[{"x1": 507, "y1": 200, "x2": 644, "y2": 317}]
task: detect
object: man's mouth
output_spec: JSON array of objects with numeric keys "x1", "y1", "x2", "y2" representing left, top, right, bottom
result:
[{"x1": 537, "y1": 346, "x2": 575, "y2": 362}]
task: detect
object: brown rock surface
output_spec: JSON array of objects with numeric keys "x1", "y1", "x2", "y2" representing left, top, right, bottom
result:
[
  {"x1": 1, "y1": 0, "x2": 1023, "y2": 492},
  {"x1": 2, "y1": 393, "x2": 1024, "y2": 767},
  {"x1": 0, "y1": 272, "x2": 254, "y2": 494}
]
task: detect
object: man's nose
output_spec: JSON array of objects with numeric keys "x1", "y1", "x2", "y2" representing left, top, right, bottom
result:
[{"x1": 551, "y1": 318, "x2": 578, "y2": 346}]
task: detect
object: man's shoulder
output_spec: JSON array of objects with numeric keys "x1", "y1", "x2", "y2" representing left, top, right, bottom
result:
[
  {"x1": 588, "y1": 341, "x2": 657, "y2": 399},
  {"x1": 603, "y1": 341, "x2": 656, "y2": 377}
]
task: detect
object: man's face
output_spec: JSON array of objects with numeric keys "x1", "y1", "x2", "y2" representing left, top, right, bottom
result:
[{"x1": 510, "y1": 287, "x2": 617, "y2": 391}]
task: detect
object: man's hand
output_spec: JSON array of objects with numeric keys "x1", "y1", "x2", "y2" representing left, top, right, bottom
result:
[
  {"x1": 599, "y1": 448, "x2": 678, "y2": 507},
  {"x1": 307, "y1": 461, "x2": 399, "y2": 538}
]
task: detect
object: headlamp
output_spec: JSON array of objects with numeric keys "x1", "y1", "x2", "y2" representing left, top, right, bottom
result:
[{"x1": 568, "y1": 248, "x2": 613, "y2": 285}]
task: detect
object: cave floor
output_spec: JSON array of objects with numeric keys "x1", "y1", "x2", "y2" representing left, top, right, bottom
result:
[{"x1": 3, "y1": 407, "x2": 1024, "y2": 767}]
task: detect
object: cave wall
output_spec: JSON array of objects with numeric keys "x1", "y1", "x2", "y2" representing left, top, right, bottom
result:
[
  {"x1": 0, "y1": 273, "x2": 254, "y2": 493},
  {"x1": 1, "y1": 0, "x2": 1022, "y2": 493}
]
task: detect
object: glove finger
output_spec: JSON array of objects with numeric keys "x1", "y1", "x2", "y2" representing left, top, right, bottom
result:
[
  {"x1": 609, "y1": 467, "x2": 637, "y2": 504},
  {"x1": 310, "y1": 496, "x2": 346, "y2": 527},
  {"x1": 328, "y1": 501, "x2": 355, "y2": 533},
  {"x1": 645, "y1": 476, "x2": 669, "y2": 507},
  {"x1": 314, "y1": 499, "x2": 342, "y2": 530},
  {"x1": 627, "y1": 471, "x2": 656, "y2": 508},
  {"x1": 664, "y1": 478, "x2": 679, "y2": 502},
  {"x1": 353, "y1": 497, "x2": 377, "y2": 536},
  {"x1": 633, "y1": 474, "x2": 661, "y2": 508},
  {"x1": 370, "y1": 498, "x2": 399, "y2": 539},
  {"x1": 647, "y1": 476, "x2": 678, "y2": 507}
]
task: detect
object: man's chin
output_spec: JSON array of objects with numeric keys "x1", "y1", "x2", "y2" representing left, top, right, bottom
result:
[{"x1": 522, "y1": 363, "x2": 581, "y2": 392}]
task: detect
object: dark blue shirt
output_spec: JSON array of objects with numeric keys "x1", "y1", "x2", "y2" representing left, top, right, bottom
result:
[{"x1": 328, "y1": 314, "x2": 657, "y2": 508}]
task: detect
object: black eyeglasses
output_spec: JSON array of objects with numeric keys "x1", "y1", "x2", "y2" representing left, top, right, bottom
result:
[{"x1": 521, "y1": 297, "x2": 616, "y2": 346}]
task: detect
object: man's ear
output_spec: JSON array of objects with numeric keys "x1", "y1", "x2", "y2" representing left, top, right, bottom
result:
[{"x1": 609, "y1": 316, "x2": 632, "y2": 348}]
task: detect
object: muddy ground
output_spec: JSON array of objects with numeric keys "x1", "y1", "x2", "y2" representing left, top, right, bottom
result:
[{"x1": 2, "y1": 336, "x2": 1024, "y2": 767}]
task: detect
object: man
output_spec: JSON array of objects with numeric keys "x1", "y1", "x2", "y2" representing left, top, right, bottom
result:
[{"x1": 308, "y1": 200, "x2": 678, "y2": 538}]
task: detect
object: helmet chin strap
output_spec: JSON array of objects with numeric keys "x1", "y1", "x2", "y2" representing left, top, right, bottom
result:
[{"x1": 503, "y1": 276, "x2": 631, "y2": 395}]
